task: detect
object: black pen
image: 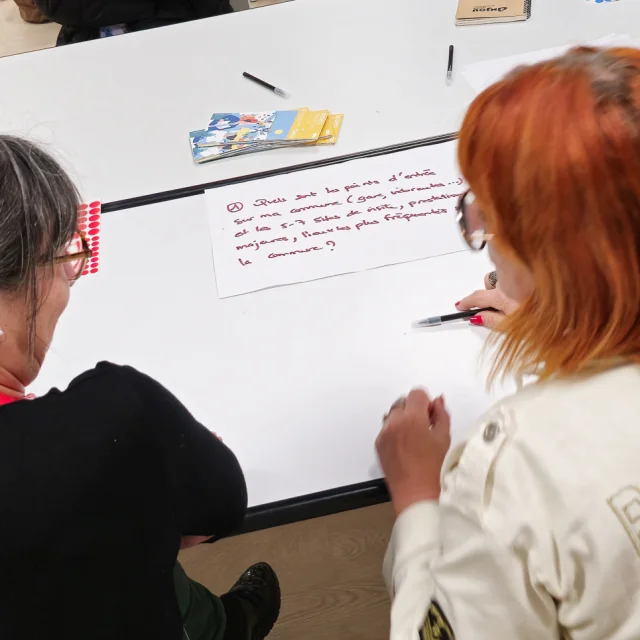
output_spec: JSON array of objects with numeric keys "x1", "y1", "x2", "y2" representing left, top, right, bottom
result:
[
  {"x1": 242, "y1": 72, "x2": 289, "y2": 98},
  {"x1": 446, "y1": 45, "x2": 454, "y2": 85},
  {"x1": 414, "y1": 307, "x2": 496, "y2": 328}
]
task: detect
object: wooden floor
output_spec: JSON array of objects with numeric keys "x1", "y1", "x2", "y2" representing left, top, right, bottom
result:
[{"x1": 179, "y1": 503, "x2": 395, "y2": 640}]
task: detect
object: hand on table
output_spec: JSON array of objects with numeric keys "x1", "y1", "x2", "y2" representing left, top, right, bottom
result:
[
  {"x1": 376, "y1": 389, "x2": 451, "y2": 517},
  {"x1": 456, "y1": 271, "x2": 518, "y2": 330}
]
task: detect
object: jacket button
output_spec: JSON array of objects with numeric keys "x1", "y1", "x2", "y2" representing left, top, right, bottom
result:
[{"x1": 483, "y1": 422, "x2": 499, "y2": 442}]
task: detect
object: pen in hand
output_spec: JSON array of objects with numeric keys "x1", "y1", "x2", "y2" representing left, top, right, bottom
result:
[{"x1": 414, "y1": 307, "x2": 496, "y2": 328}]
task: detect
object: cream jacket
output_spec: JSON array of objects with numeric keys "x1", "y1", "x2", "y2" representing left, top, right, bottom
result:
[{"x1": 384, "y1": 364, "x2": 640, "y2": 640}]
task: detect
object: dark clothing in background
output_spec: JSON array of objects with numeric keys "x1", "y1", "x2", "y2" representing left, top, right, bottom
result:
[
  {"x1": 0, "y1": 362, "x2": 247, "y2": 640},
  {"x1": 35, "y1": 0, "x2": 233, "y2": 44}
]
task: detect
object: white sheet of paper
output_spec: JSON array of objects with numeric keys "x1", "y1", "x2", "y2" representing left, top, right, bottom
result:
[
  {"x1": 462, "y1": 33, "x2": 632, "y2": 94},
  {"x1": 206, "y1": 141, "x2": 468, "y2": 298}
]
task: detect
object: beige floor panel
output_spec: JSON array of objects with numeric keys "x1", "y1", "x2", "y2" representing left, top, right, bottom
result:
[{"x1": 0, "y1": 0, "x2": 58, "y2": 58}]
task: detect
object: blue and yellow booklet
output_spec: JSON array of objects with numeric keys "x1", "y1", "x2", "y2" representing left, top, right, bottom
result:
[{"x1": 189, "y1": 109, "x2": 343, "y2": 164}]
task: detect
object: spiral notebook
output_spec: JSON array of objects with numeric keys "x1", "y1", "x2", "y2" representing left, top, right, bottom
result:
[{"x1": 456, "y1": 0, "x2": 531, "y2": 26}]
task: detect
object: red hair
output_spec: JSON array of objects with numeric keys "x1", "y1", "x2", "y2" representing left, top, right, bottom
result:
[{"x1": 458, "y1": 47, "x2": 640, "y2": 379}]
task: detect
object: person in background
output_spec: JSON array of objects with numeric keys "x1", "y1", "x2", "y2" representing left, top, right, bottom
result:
[
  {"x1": 377, "y1": 47, "x2": 640, "y2": 640},
  {"x1": 13, "y1": 0, "x2": 49, "y2": 24},
  {"x1": 0, "y1": 136, "x2": 279, "y2": 640},
  {"x1": 35, "y1": 0, "x2": 232, "y2": 45}
]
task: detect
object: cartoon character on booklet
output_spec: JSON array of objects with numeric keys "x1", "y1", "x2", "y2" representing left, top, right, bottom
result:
[{"x1": 209, "y1": 114, "x2": 241, "y2": 131}]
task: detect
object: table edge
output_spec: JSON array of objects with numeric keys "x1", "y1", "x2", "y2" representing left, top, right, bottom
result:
[{"x1": 235, "y1": 479, "x2": 390, "y2": 535}]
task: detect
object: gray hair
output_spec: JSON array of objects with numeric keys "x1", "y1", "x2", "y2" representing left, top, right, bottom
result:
[{"x1": 0, "y1": 136, "x2": 80, "y2": 344}]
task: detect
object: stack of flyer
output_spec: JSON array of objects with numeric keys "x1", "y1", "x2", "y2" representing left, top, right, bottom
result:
[{"x1": 189, "y1": 109, "x2": 343, "y2": 164}]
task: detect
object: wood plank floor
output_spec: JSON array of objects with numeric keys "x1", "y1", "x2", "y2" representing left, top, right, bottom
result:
[{"x1": 179, "y1": 503, "x2": 395, "y2": 640}]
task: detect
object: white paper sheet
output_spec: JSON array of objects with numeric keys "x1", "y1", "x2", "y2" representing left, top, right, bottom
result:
[
  {"x1": 206, "y1": 141, "x2": 468, "y2": 298},
  {"x1": 462, "y1": 33, "x2": 632, "y2": 94}
]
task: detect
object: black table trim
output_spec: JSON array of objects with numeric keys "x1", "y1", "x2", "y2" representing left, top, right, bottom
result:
[
  {"x1": 101, "y1": 132, "x2": 458, "y2": 214},
  {"x1": 232, "y1": 479, "x2": 390, "y2": 535}
]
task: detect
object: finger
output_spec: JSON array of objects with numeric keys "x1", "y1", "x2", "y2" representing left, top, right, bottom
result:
[
  {"x1": 473, "y1": 310, "x2": 506, "y2": 330},
  {"x1": 456, "y1": 288, "x2": 507, "y2": 313},
  {"x1": 430, "y1": 396, "x2": 451, "y2": 434},
  {"x1": 484, "y1": 270, "x2": 497, "y2": 290},
  {"x1": 405, "y1": 388, "x2": 431, "y2": 415},
  {"x1": 382, "y1": 396, "x2": 407, "y2": 426},
  {"x1": 389, "y1": 396, "x2": 406, "y2": 413}
]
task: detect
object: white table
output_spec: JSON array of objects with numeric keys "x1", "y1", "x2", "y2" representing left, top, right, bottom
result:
[
  {"x1": 0, "y1": 0, "x2": 637, "y2": 205},
  {"x1": 31, "y1": 193, "x2": 499, "y2": 530},
  {"x1": 2, "y1": 0, "x2": 638, "y2": 528}
]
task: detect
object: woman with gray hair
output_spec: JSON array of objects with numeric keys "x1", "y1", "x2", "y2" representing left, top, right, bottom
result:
[{"x1": 0, "y1": 136, "x2": 280, "y2": 640}]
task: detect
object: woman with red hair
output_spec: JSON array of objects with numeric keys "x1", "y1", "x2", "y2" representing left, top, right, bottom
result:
[{"x1": 377, "y1": 47, "x2": 640, "y2": 640}]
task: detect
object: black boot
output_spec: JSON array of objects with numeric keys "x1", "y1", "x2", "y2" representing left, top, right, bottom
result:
[{"x1": 220, "y1": 563, "x2": 280, "y2": 640}]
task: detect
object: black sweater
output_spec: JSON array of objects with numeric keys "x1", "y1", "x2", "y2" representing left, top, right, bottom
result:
[
  {"x1": 0, "y1": 362, "x2": 247, "y2": 639},
  {"x1": 36, "y1": 0, "x2": 232, "y2": 28}
]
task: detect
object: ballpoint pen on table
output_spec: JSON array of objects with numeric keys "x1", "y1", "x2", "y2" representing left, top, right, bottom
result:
[
  {"x1": 242, "y1": 72, "x2": 290, "y2": 98},
  {"x1": 446, "y1": 45, "x2": 454, "y2": 85}
]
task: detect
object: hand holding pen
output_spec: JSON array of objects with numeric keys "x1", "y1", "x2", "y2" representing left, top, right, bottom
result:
[
  {"x1": 415, "y1": 271, "x2": 519, "y2": 329},
  {"x1": 455, "y1": 271, "x2": 518, "y2": 329}
]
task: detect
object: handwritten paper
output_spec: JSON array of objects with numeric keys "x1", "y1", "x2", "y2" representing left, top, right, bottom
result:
[
  {"x1": 205, "y1": 141, "x2": 467, "y2": 298},
  {"x1": 461, "y1": 33, "x2": 632, "y2": 94}
]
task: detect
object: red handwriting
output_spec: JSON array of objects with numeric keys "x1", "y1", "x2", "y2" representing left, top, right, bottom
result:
[
  {"x1": 355, "y1": 219, "x2": 380, "y2": 231},
  {"x1": 302, "y1": 229, "x2": 334, "y2": 238},
  {"x1": 390, "y1": 183, "x2": 445, "y2": 195},
  {"x1": 281, "y1": 220, "x2": 306, "y2": 229},
  {"x1": 346, "y1": 193, "x2": 386, "y2": 204},
  {"x1": 225, "y1": 163, "x2": 462, "y2": 267},
  {"x1": 367, "y1": 204, "x2": 399, "y2": 212},
  {"x1": 408, "y1": 192, "x2": 461, "y2": 207},
  {"x1": 344, "y1": 180, "x2": 380, "y2": 192},
  {"x1": 254, "y1": 197, "x2": 287, "y2": 207},
  {"x1": 388, "y1": 170, "x2": 436, "y2": 182},
  {"x1": 405, "y1": 169, "x2": 436, "y2": 179},
  {"x1": 384, "y1": 209, "x2": 446, "y2": 222},
  {"x1": 268, "y1": 246, "x2": 323, "y2": 259},
  {"x1": 236, "y1": 237, "x2": 289, "y2": 251},
  {"x1": 300, "y1": 226, "x2": 353, "y2": 237},
  {"x1": 290, "y1": 201, "x2": 342, "y2": 214}
]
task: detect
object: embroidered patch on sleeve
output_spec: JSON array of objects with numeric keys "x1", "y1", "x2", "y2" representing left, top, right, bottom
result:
[
  {"x1": 419, "y1": 600, "x2": 455, "y2": 640},
  {"x1": 608, "y1": 485, "x2": 640, "y2": 557}
]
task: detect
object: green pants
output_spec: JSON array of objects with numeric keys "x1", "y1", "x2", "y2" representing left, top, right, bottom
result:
[{"x1": 173, "y1": 563, "x2": 226, "y2": 640}]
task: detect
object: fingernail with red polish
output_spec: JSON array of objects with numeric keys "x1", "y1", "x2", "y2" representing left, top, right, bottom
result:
[
  {"x1": 454, "y1": 300, "x2": 461, "y2": 307},
  {"x1": 469, "y1": 315, "x2": 484, "y2": 326}
]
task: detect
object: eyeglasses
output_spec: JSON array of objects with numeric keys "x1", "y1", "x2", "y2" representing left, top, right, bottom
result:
[
  {"x1": 53, "y1": 232, "x2": 92, "y2": 285},
  {"x1": 456, "y1": 189, "x2": 494, "y2": 251}
]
